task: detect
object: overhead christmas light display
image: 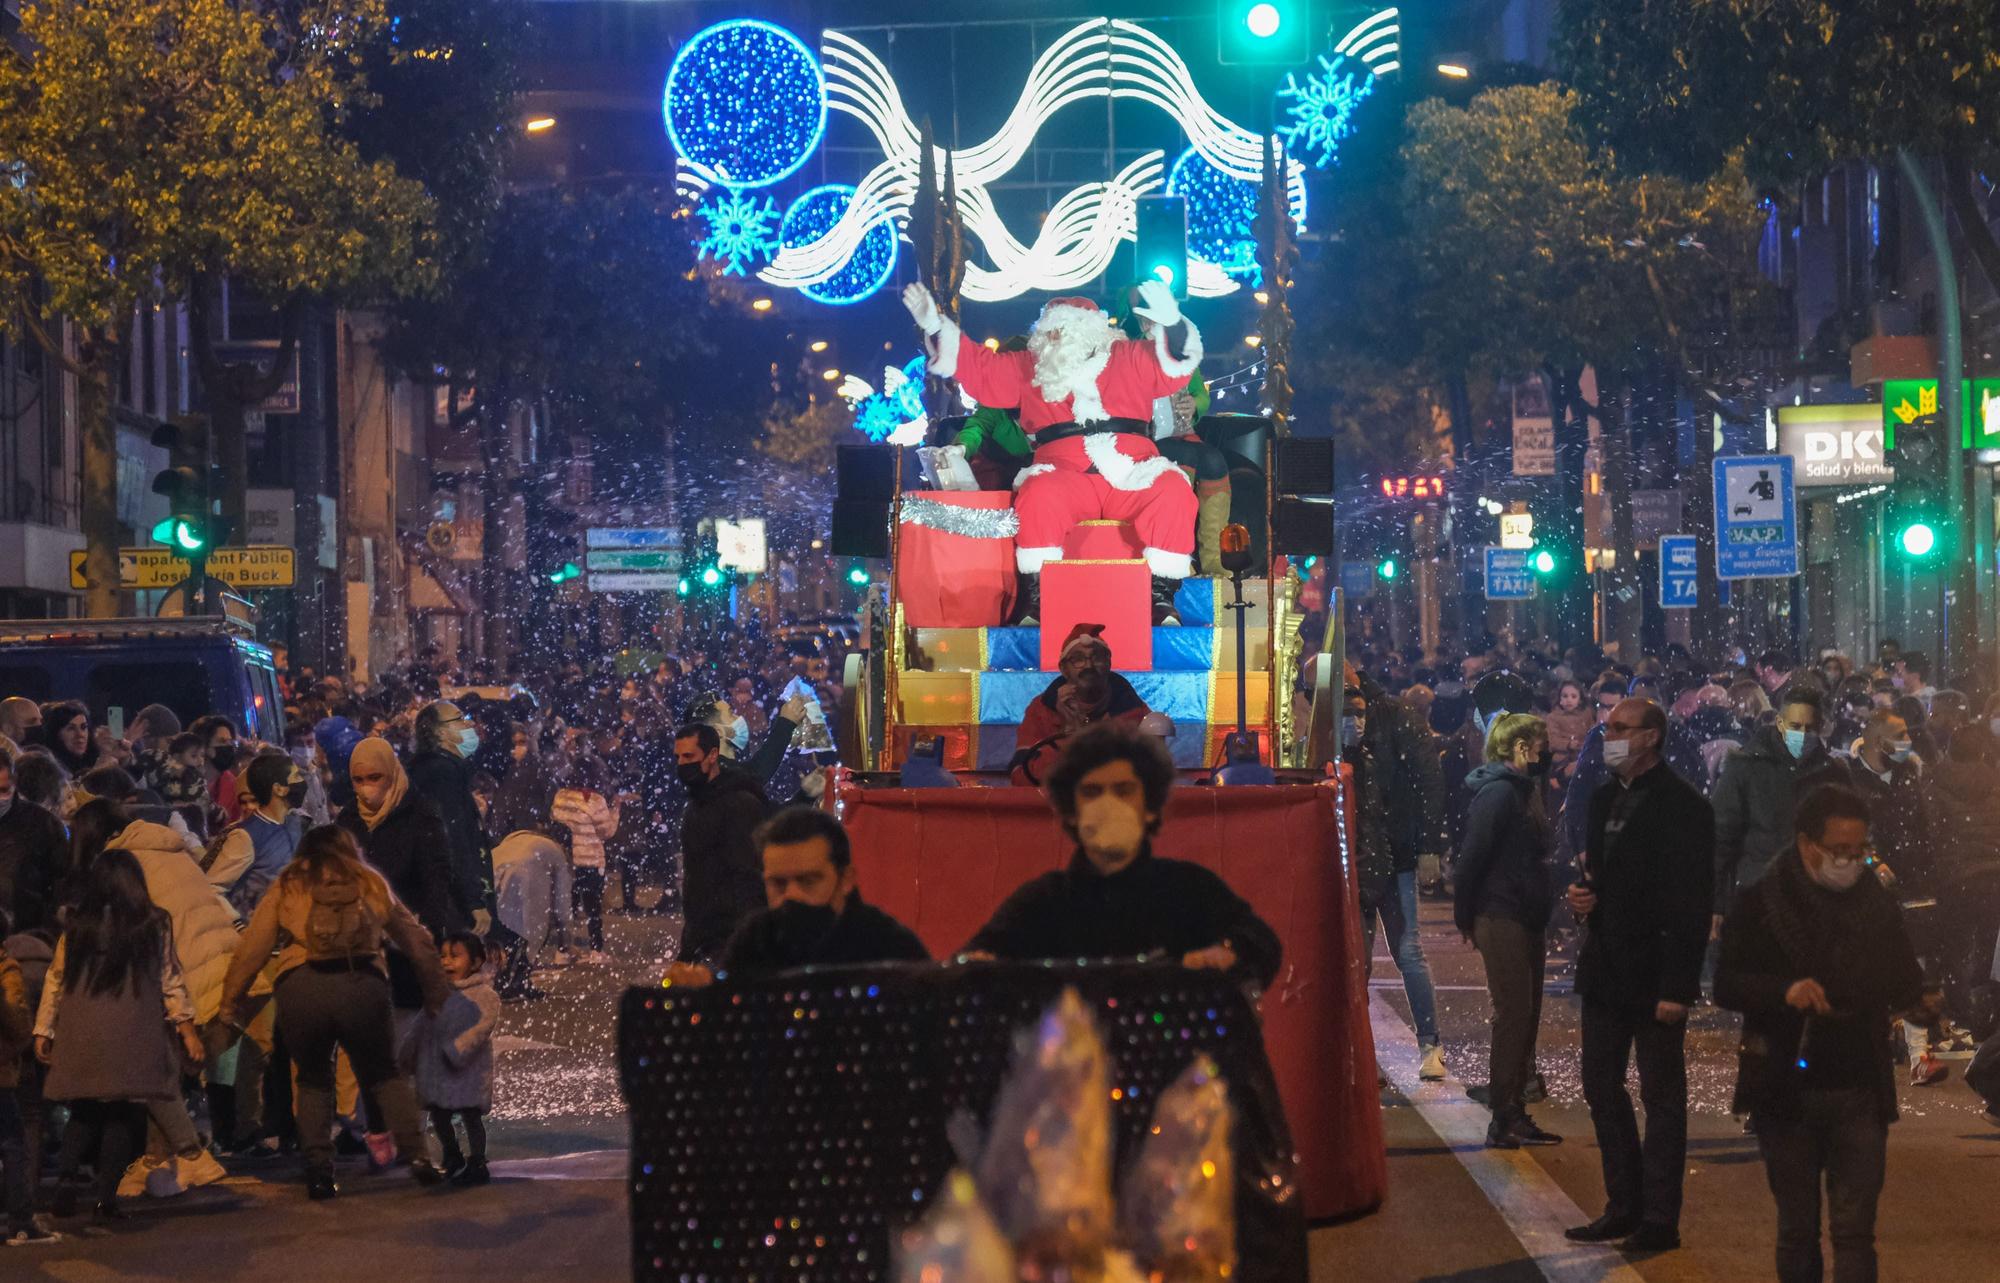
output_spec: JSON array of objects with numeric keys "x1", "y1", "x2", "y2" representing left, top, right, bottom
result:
[
  {"x1": 665, "y1": 12, "x2": 1397, "y2": 303},
  {"x1": 1166, "y1": 147, "x2": 1307, "y2": 285},
  {"x1": 664, "y1": 19, "x2": 826, "y2": 189},
  {"x1": 694, "y1": 187, "x2": 781, "y2": 275},
  {"x1": 779, "y1": 184, "x2": 898, "y2": 306},
  {"x1": 1276, "y1": 55, "x2": 1377, "y2": 169}
]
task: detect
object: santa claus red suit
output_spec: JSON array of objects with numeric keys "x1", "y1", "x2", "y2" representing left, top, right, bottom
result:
[{"x1": 903, "y1": 281, "x2": 1202, "y2": 620}]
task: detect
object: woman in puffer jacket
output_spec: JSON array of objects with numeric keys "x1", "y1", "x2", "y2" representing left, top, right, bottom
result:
[{"x1": 99, "y1": 812, "x2": 235, "y2": 1196}]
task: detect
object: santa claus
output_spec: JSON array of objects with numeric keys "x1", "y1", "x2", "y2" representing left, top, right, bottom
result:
[{"x1": 902, "y1": 278, "x2": 1202, "y2": 624}]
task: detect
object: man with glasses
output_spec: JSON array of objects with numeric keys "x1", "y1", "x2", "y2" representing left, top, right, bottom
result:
[
  {"x1": 1715, "y1": 785, "x2": 1932, "y2": 1283},
  {"x1": 1565, "y1": 699, "x2": 1714, "y2": 1254}
]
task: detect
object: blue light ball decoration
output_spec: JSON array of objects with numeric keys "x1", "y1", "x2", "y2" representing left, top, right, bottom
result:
[
  {"x1": 780, "y1": 184, "x2": 898, "y2": 306},
  {"x1": 1165, "y1": 147, "x2": 1307, "y2": 286},
  {"x1": 664, "y1": 19, "x2": 826, "y2": 189}
]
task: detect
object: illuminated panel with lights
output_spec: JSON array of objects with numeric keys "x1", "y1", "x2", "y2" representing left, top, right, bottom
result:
[{"x1": 1378, "y1": 475, "x2": 1447, "y2": 500}]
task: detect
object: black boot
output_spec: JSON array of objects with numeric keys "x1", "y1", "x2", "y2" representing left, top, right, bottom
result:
[
  {"x1": 1150, "y1": 576, "x2": 1182, "y2": 626},
  {"x1": 1011, "y1": 573, "x2": 1041, "y2": 626}
]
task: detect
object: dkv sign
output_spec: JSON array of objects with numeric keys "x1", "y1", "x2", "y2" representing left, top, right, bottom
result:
[{"x1": 1777, "y1": 403, "x2": 1895, "y2": 488}]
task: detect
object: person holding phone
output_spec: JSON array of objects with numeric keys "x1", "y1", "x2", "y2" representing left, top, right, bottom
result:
[{"x1": 1565, "y1": 698, "x2": 1714, "y2": 1254}]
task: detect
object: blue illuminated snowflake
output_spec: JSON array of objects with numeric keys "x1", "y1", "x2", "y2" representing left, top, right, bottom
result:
[
  {"x1": 853, "y1": 397, "x2": 904, "y2": 443},
  {"x1": 695, "y1": 188, "x2": 780, "y2": 275},
  {"x1": 885, "y1": 356, "x2": 927, "y2": 420},
  {"x1": 1165, "y1": 149, "x2": 1307, "y2": 284},
  {"x1": 1276, "y1": 54, "x2": 1377, "y2": 170}
]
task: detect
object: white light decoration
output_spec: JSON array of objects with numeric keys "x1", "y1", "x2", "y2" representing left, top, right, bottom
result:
[
  {"x1": 753, "y1": 18, "x2": 1309, "y2": 302},
  {"x1": 1335, "y1": 7, "x2": 1402, "y2": 75}
]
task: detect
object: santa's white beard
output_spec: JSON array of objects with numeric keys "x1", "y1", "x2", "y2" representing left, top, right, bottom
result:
[{"x1": 1030, "y1": 324, "x2": 1114, "y2": 418}]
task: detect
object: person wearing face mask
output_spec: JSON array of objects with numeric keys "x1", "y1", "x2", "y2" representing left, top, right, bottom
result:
[
  {"x1": 1455, "y1": 713, "x2": 1559, "y2": 1148},
  {"x1": 1715, "y1": 785, "x2": 1931, "y2": 1283},
  {"x1": 204, "y1": 752, "x2": 308, "y2": 918},
  {"x1": 666, "y1": 807, "x2": 928, "y2": 988},
  {"x1": 688, "y1": 690, "x2": 806, "y2": 792},
  {"x1": 1916, "y1": 726, "x2": 2000, "y2": 1041},
  {"x1": 1712, "y1": 686, "x2": 1853, "y2": 941},
  {"x1": 965, "y1": 723, "x2": 1280, "y2": 988},
  {"x1": 1564, "y1": 699, "x2": 1713, "y2": 1252},
  {"x1": 0, "y1": 745, "x2": 66, "y2": 934},
  {"x1": 406, "y1": 701, "x2": 495, "y2": 937},
  {"x1": 1010, "y1": 624, "x2": 1152, "y2": 788},
  {"x1": 1846, "y1": 711, "x2": 1929, "y2": 891},
  {"x1": 673, "y1": 721, "x2": 774, "y2": 964},
  {"x1": 187, "y1": 715, "x2": 243, "y2": 827},
  {"x1": 1343, "y1": 676, "x2": 1446, "y2": 1081}
]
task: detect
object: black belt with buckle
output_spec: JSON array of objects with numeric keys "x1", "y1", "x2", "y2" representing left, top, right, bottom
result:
[{"x1": 1032, "y1": 418, "x2": 1152, "y2": 445}]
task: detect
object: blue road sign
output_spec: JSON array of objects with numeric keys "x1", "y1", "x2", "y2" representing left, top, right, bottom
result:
[
  {"x1": 1712, "y1": 455, "x2": 1799, "y2": 579},
  {"x1": 1484, "y1": 547, "x2": 1534, "y2": 600},
  {"x1": 1660, "y1": 534, "x2": 1698, "y2": 609}
]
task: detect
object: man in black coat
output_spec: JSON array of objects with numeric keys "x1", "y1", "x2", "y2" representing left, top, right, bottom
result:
[
  {"x1": 406, "y1": 700, "x2": 494, "y2": 931},
  {"x1": 966, "y1": 723, "x2": 1280, "y2": 990},
  {"x1": 1565, "y1": 698, "x2": 1714, "y2": 1253},
  {"x1": 1715, "y1": 785, "x2": 1930, "y2": 1283},
  {"x1": 675, "y1": 721, "x2": 773, "y2": 963},
  {"x1": 0, "y1": 745, "x2": 65, "y2": 932},
  {"x1": 666, "y1": 806, "x2": 928, "y2": 985}
]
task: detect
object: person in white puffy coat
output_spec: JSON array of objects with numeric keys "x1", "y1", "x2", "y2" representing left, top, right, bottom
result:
[{"x1": 552, "y1": 759, "x2": 619, "y2": 964}]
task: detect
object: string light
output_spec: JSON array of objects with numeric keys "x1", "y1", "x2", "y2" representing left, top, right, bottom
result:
[
  {"x1": 1168, "y1": 147, "x2": 1306, "y2": 285},
  {"x1": 664, "y1": 19, "x2": 826, "y2": 189},
  {"x1": 780, "y1": 185, "x2": 897, "y2": 305}
]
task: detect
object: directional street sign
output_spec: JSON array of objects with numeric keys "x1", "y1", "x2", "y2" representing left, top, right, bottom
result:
[
  {"x1": 586, "y1": 526, "x2": 685, "y2": 594},
  {"x1": 585, "y1": 549, "x2": 683, "y2": 573},
  {"x1": 70, "y1": 545, "x2": 296, "y2": 591},
  {"x1": 1659, "y1": 534, "x2": 1698, "y2": 609},
  {"x1": 587, "y1": 527, "x2": 682, "y2": 550},
  {"x1": 1712, "y1": 455, "x2": 1799, "y2": 580},
  {"x1": 1483, "y1": 547, "x2": 1534, "y2": 600}
]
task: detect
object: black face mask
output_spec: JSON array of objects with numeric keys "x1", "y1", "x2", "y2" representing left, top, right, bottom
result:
[
  {"x1": 676, "y1": 762, "x2": 708, "y2": 790},
  {"x1": 763, "y1": 900, "x2": 841, "y2": 966},
  {"x1": 211, "y1": 746, "x2": 239, "y2": 773},
  {"x1": 1528, "y1": 746, "x2": 1553, "y2": 779}
]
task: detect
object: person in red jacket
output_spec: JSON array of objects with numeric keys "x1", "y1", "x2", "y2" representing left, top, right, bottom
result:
[{"x1": 1011, "y1": 624, "x2": 1151, "y2": 787}]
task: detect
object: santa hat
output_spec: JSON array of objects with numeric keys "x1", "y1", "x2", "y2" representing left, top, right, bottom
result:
[
  {"x1": 1035, "y1": 296, "x2": 1110, "y2": 335},
  {"x1": 1060, "y1": 622, "x2": 1111, "y2": 662}
]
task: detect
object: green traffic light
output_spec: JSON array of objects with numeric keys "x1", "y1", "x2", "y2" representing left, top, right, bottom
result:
[
  {"x1": 1531, "y1": 549, "x2": 1557, "y2": 575},
  {"x1": 1245, "y1": 2, "x2": 1282, "y2": 37},
  {"x1": 846, "y1": 563, "x2": 870, "y2": 586},
  {"x1": 171, "y1": 518, "x2": 206, "y2": 554},
  {"x1": 676, "y1": 577, "x2": 691, "y2": 597},
  {"x1": 151, "y1": 518, "x2": 176, "y2": 544},
  {"x1": 700, "y1": 565, "x2": 723, "y2": 587},
  {"x1": 1376, "y1": 557, "x2": 1398, "y2": 582},
  {"x1": 1898, "y1": 521, "x2": 1938, "y2": 558},
  {"x1": 548, "y1": 561, "x2": 581, "y2": 585}
]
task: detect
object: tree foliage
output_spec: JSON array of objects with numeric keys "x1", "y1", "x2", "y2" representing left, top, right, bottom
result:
[
  {"x1": 0, "y1": 0, "x2": 436, "y2": 331},
  {"x1": 1398, "y1": 82, "x2": 1766, "y2": 380},
  {"x1": 1557, "y1": 0, "x2": 2000, "y2": 185}
]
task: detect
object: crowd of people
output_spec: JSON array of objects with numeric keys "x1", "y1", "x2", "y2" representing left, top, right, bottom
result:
[
  {"x1": 1343, "y1": 632, "x2": 2000, "y2": 1276},
  {"x1": 0, "y1": 617, "x2": 858, "y2": 1243}
]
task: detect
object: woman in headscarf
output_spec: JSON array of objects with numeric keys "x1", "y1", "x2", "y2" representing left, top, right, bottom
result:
[{"x1": 334, "y1": 739, "x2": 455, "y2": 943}]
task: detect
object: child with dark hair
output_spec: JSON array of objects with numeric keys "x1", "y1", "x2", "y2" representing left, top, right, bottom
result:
[
  {"x1": 409, "y1": 930, "x2": 499, "y2": 1186},
  {"x1": 156, "y1": 734, "x2": 209, "y2": 810},
  {"x1": 32, "y1": 850, "x2": 200, "y2": 1223}
]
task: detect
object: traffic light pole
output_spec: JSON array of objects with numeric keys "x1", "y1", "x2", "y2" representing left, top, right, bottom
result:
[{"x1": 1899, "y1": 150, "x2": 1978, "y2": 682}]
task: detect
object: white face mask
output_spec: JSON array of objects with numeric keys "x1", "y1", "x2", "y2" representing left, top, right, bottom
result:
[
  {"x1": 1602, "y1": 737, "x2": 1631, "y2": 768},
  {"x1": 728, "y1": 716, "x2": 750, "y2": 754},
  {"x1": 1887, "y1": 740, "x2": 1913, "y2": 763},
  {"x1": 1807, "y1": 851, "x2": 1865, "y2": 892},
  {"x1": 1076, "y1": 796, "x2": 1146, "y2": 869}
]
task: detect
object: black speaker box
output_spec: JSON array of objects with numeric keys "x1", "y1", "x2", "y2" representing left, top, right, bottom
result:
[
  {"x1": 837, "y1": 444, "x2": 898, "y2": 503},
  {"x1": 1271, "y1": 497, "x2": 1334, "y2": 555},
  {"x1": 1274, "y1": 438, "x2": 1334, "y2": 497},
  {"x1": 830, "y1": 500, "x2": 892, "y2": 558}
]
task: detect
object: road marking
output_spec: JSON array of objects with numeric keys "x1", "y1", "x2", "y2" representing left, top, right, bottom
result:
[{"x1": 1370, "y1": 992, "x2": 1649, "y2": 1283}]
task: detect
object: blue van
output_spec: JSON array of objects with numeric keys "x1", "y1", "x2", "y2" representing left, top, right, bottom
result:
[{"x1": 0, "y1": 618, "x2": 285, "y2": 743}]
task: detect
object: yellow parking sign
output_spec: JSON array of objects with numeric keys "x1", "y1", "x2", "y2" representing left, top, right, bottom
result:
[{"x1": 69, "y1": 545, "x2": 297, "y2": 591}]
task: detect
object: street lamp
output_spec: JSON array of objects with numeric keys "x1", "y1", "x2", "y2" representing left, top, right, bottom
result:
[
  {"x1": 524, "y1": 116, "x2": 557, "y2": 133},
  {"x1": 809, "y1": 340, "x2": 828, "y2": 352},
  {"x1": 1436, "y1": 63, "x2": 1471, "y2": 79},
  {"x1": 822, "y1": 368, "x2": 841, "y2": 381},
  {"x1": 751, "y1": 298, "x2": 774, "y2": 312}
]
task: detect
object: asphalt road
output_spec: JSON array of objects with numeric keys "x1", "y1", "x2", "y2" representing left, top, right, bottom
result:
[{"x1": 15, "y1": 900, "x2": 1993, "y2": 1280}]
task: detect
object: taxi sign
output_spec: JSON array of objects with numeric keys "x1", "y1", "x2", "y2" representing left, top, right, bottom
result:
[{"x1": 70, "y1": 546, "x2": 297, "y2": 591}]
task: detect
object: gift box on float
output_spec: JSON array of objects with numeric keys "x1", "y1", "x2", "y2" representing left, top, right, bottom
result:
[{"x1": 895, "y1": 491, "x2": 1017, "y2": 628}]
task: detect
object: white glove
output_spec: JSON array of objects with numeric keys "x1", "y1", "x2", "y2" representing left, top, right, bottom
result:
[
  {"x1": 901, "y1": 282, "x2": 944, "y2": 335},
  {"x1": 1131, "y1": 277, "x2": 1183, "y2": 329}
]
